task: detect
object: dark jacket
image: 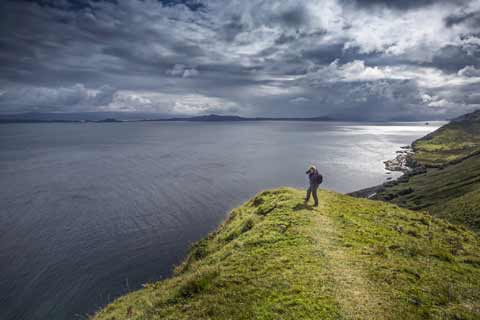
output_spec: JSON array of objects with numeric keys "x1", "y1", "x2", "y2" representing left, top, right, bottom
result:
[{"x1": 308, "y1": 170, "x2": 320, "y2": 187}]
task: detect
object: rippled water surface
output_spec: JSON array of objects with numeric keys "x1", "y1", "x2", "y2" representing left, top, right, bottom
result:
[{"x1": 0, "y1": 121, "x2": 443, "y2": 319}]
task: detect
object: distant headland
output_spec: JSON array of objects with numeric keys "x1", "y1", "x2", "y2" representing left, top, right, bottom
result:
[
  {"x1": 0, "y1": 112, "x2": 447, "y2": 124},
  {"x1": 0, "y1": 112, "x2": 338, "y2": 123}
]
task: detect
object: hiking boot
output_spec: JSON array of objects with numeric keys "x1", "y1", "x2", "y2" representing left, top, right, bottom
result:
[{"x1": 313, "y1": 203, "x2": 318, "y2": 207}]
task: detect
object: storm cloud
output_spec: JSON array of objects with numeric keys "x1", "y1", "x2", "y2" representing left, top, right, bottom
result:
[{"x1": 0, "y1": 0, "x2": 479, "y2": 120}]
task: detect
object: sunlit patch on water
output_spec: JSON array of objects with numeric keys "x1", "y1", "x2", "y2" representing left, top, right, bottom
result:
[{"x1": 337, "y1": 122, "x2": 446, "y2": 135}]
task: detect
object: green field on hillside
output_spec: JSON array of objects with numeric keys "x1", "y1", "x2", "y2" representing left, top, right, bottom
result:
[
  {"x1": 412, "y1": 111, "x2": 480, "y2": 167},
  {"x1": 93, "y1": 188, "x2": 480, "y2": 320}
]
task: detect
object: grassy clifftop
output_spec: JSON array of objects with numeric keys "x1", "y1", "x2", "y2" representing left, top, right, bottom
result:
[
  {"x1": 93, "y1": 188, "x2": 480, "y2": 320},
  {"x1": 373, "y1": 110, "x2": 480, "y2": 232}
]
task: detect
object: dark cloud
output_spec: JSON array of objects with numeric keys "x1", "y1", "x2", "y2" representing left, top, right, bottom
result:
[
  {"x1": 0, "y1": 84, "x2": 115, "y2": 113},
  {"x1": 276, "y1": 6, "x2": 310, "y2": 28},
  {"x1": 274, "y1": 33, "x2": 298, "y2": 45},
  {"x1": 18, "y1": 0, "x2": 204, "y2": 11},
  {"x1": 432, "y1": 44, "x2": 480, "y2": 73},
  {"x1": 158, "y1": 0, "x2": 205, "y2": 11},
  {"x1": 0, "y1": 0, "x2": 479, "y2": 119},
  {"x1": 301, "y1": 43, "x2": 358, "y2": 65},
  {"x1": 16, "y1": 0, "x2": 102, "y2": 10},
  {"x1": 349, "y1": 0, "x2": 462, "y2": 10},
  {"x1": 445, "y1": 10, "x2": 480, "y2": 28},
  {"x1": 220, "y1": 16, "x2": 247, "y2": 42}
]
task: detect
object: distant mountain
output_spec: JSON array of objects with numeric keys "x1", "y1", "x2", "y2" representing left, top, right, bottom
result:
[
  {"x1": 451, "y1": 109, "x2": 480, "y2": 124},
  {"x1": 148, "y1": 114, "x2": 336, "y2": 122},
  {"x1": 96, "y1": 118, "x2": 124, "y2": 123},
  {"x1": 0, "y1": 112, "x2": 337, "y2": 123},
  {"x1": 154, "y1": 114, "x2": 249, "y2": 122},
  {"x1": 2, "y1": 112, "x2": 451, "y2": 123},
  {"x1": 0, "y1": 112, "x2": 171, "y2": 122}
]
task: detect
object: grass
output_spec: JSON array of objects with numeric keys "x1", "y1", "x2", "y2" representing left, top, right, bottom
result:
[
  {"x1": 430, "y1": 189, "x2": 480, "y2": 230},
  {"x1": 412, "y1": 110, "x2": 480, "y2": 167},
  {"x1": 92, "y1": 188, "x2": 480, "y2": 320},
  {"x1": 373, "y1": 153, "x2": 480, "y2": 232}
]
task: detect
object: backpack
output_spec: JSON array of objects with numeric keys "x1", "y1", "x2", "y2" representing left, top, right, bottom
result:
[{"x1": 315, "y1": 173, "x2": 323, "y2": 185}]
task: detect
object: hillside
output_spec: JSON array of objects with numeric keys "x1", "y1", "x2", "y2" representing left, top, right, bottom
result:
[
  {"x1": 372, "y1": 154, "x2": 480, "y2": 231},
  {"x1": 411, "y1": 110, "x2": 480, "y2": 167},
  {"x1": 372, "y1": 110, "x2": 480, "y2": 232},
  {"x1": 93, "y1": 188, "x2": 480, "y2": 320}
]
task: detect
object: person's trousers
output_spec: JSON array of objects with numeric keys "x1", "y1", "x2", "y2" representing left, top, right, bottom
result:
[{"x1": 306, "y1": 184, "x2": 319, "y2": 205}]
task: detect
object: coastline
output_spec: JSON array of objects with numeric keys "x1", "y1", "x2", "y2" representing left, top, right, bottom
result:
[{"x1": 349, "y1": 144, "x2": 423, "y2": 199}]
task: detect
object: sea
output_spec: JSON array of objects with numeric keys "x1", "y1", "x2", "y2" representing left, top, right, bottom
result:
[{"x1": 0, "y1": 121, "x2": 443, "y2": 319}]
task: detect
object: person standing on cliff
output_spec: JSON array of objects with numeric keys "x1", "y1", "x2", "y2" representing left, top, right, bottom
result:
[{"x1": 305, "y1": 165, "x2": 323, "y2": 207}]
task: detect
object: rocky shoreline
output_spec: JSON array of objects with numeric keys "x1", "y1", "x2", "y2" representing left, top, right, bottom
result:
[
  {"x1": 383, "y1": 145, "x2": 414, "y2": 173},
  {"x1": 349, "y1": 145, "x2": 425, "y2": 198}
]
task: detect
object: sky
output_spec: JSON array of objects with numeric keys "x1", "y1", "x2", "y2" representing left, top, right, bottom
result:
[{"x1": 0, "y1": 0, "x2": 479, "y2": 120}]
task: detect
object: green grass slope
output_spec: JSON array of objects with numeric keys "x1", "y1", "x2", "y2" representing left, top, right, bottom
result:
[
  {"x1": 373, "y1": 153, "x2": 480, "y2": 232},
  {"x1": 93, "y1": 188, "x2": 480, "y2": 320},
  {"x1": 412, "y1": 110, "x2": 480, "y2": 167},
  {"x1": 430, "y1": 189, "x2": 480, "y2": 231},
  {"x1": 373, "y1": 110, "x2": 480, "y2": 232}
]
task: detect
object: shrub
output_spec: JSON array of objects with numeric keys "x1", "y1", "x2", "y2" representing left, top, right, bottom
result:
[{"x1": 175, "y1": 269, "x2": 219, "y2": 299}]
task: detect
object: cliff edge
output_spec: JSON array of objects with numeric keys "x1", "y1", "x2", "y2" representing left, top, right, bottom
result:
[{"x1": 93, "y1": 188, "x2": 480, "y2": 320}]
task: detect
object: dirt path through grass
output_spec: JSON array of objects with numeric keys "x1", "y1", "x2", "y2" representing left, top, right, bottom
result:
[{"x1": 311, "y1": 193, "x2": 391, "y2": 320}]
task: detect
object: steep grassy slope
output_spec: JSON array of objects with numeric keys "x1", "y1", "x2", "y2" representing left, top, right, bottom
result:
[
  {"x1": 373, "y1": 110, "x2": 480, "y2": 232},
  {"x1": 430, "y1": 189, "x2": 480, "y2": 231},
  {"x1": 93, "y1": 188, "x2": 480, "y2": 320},
  {"x1": 373, "y1": 154, "x2": 480, "y2": 232},
  {"x1": 412, "y1": 110, "x2": 480, "y2": 167}
]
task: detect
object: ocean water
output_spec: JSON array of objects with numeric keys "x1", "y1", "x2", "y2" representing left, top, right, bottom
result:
[{"x1": 0, "y1": 121, "x2": 443, "y2": 319}]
